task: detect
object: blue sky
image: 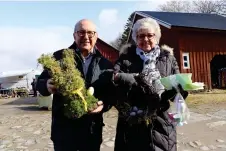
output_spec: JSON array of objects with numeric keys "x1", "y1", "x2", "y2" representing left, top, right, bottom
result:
[
  {"x1": 0, "y1": 1, "x2": 135, "y2": 27},
  {"x1": 0, "y1": 1, "x2": 165, "y2": 72}
]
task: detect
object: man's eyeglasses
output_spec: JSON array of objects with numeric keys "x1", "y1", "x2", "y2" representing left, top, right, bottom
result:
[
  {"x1": 76, "y1": 30, "x2": 96, "y2": 38},
  {"x1": 137, "y1": 34, "x2": 155, "y2": 40}
]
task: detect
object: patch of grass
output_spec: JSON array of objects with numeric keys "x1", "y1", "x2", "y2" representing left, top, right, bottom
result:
[
  {"x1": 189, "y1": 88, "x2": 226, "y2": 94},
  {"x1": 186, "y1": 93, "x2": 226, "y2": 108}
]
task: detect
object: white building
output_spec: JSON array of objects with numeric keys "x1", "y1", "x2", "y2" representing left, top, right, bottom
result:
[{"x1": 0, "y1": 69, "x2": 42, "y2": 90}]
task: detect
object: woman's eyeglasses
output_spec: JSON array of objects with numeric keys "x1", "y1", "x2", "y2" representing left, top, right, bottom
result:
[{"x1": 137, "y1": 34, "x2": 155, "y2": 40}]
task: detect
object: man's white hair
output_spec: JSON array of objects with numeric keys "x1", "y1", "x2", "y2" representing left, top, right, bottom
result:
[
  {"x1": 74, "y1": 19, "x2": 97, "y2": 33},
  {"x1": 74, "y1": 21, "x2": 80, "y2": 33},
  {"x1": 132, "y1": 17, "x2": 161, "y2": 44}
]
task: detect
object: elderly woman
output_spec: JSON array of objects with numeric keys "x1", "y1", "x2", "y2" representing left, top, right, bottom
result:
[{"x1": 112, "y1": 17, "x2": 188, "y2": 151}]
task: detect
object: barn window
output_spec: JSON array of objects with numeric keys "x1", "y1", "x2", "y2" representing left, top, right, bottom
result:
[{"x1": 182, "y1": 53, "x2": 190, "y2": 69}]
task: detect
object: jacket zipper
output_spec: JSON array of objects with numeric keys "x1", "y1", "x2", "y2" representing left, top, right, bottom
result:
[{"x1": 150, "y1": 121, "x2": 155, "y2": 150}]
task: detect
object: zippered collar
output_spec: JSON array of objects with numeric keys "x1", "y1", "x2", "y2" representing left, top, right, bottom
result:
[
  {"x1": 68, "y1": 42, "x2": 103, "y2": 88},
  {"x1": 68, "y1": 42, "x2": 103, "y2": 58}
]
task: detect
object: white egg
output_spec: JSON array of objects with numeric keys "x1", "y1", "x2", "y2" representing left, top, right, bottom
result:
[
  {"x1": 87, "y1": 87, "x2": 94, "y2": 96},
  {"x1": 130, "y1": 112, "x2": 136, "y2": 116},
  {"x1": 137, "y1": 110, "x2": 143, "y2": 115},
  {"x1": 133, "y1": 106, "x2": 138, "y2": 112}
]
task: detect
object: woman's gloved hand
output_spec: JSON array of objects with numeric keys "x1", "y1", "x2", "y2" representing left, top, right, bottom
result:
[{"x1": 114, "y1": 73, "x2": 138, "y2": 86}]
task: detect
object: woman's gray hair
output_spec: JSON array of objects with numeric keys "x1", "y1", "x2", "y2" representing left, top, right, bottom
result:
[{"x1": 132, "y1": 17, "x2": 161, "y2": 44}]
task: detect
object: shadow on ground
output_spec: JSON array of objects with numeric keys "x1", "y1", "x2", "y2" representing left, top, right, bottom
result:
[
  {"x1": 15, "y1": 106, "x2": 50, "y2": 112},
  {"x1": 2, "y1": 97, "x2": 38, "y2": 105},
  {"x1": 1, "y1": 97, "x2": 51, "y2": 113}
]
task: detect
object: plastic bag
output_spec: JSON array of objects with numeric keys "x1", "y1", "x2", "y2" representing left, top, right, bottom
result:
[
  {"x1": 160, "y1": 73, "x2": 204, "y2": 91},
  {"x1": 168, "y1": 93, "x2": 190, "y2": 126}
]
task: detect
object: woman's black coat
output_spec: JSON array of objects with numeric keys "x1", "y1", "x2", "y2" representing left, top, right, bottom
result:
[{"x1": 114, "y1": 44, "x2": 180, "y2": 151}]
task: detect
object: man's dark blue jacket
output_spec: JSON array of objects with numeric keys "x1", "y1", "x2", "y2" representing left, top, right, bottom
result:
[{"x1": 36, "y1": 42, "x2": 115, "y2": 149}]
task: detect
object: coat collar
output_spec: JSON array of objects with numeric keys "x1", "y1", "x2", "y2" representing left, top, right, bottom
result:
[{"x1": 68, "y1": 42, "x2": 102, "y2": 88}]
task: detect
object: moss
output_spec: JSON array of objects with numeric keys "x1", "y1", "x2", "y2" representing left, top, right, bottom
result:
[{"x1": 38, "y1": 49, "x2": 98, "y2": 118}]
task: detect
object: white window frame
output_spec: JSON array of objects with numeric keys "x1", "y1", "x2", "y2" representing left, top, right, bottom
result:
[{"x1": 182, "y1": 52, "x2": 190, "y2": 69}]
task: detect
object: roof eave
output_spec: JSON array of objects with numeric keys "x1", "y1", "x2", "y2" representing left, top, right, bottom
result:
[
  {"x1": 0, "y1": 73, "x2": 28, "y2": 79},
  {"x1": 97, "y1": 38, "x2": 119, "y2": 52},
  {"x1": 172, "y1": 25, "x2": 226, "y2": 32},
  {"x1": 136, "y1": 11, "x2": 172, "y2": 29}
]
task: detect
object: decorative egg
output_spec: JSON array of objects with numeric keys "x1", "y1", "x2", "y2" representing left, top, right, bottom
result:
[
  {"x1": 130, "y1": 112, "x2": 136, "y2": 116},
  {"x1": 137, "y1": 110, "x2": 143, "y2": 115},
  {"x1": 132, "y1": 106, "x2": 138, "y2": 112},
  {"x1": 87, "y1": 87, "x2": 94, "y2": 96}
]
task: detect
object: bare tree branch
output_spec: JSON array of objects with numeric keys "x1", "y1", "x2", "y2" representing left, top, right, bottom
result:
[
  {"x1": 158, "y1": 0, "x2": 192, "y2": 12},
  {"x1": 109, "y1": 34, "x2": 122, "y2": 50},
  {"x1": 158, "y1": 0, "x2": 226, "y2": 15},
  {"x1": 217, "y1": 0, "x2": 226, "y2": 16},
  {"x1": 193, "y1": 0, "x2": 218, "y2": 13}
]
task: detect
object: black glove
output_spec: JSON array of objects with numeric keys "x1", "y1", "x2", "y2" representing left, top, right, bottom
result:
[
  {"x1": 160, "y1": 84, "x2": 188, "y2": 112},
  {"x1": 178, "y1": 84, "x2": 189, "y2": 99},
  {"x1": 134, "y1": 73, "x2": 157, "y2": 94},
  {"x1": 129, "y1": 74, "x2": 161, "y2": 111},
  {"x1": 115, "y1": 73, "x2": 138, "y2": 86},
  {"x1": 161, "y1": 84, "x2": 188, "y2": 102},
  {"x1": 161, "y1": 88, "x2": 177, "y2": 102}
]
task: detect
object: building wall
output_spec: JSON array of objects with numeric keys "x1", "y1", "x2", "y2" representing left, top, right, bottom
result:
[
  {"x1": 0, "y1": 76, "x2": 28, "y2": 89},
  {"x1": 0, "y1": 71, "x2": 39, "y2": 90},
  {"x1": 96, "y1": 39, "x2": 119, "y2": 63},
  {"x1": 159, "y1": 26, "x2": 181, "y2": 67},
  {"x1": 128, "y1": 13, "x2": 226, "y2": 89},
  {"x1": 177, "y1": 28, "x2": 226, "y2": 89},
  {"x1": 151, "y1": 25, "x2": 226, "y2": 89}
]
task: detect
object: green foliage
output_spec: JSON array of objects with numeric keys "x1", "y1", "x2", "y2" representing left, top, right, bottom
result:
[
  {"x1": 37, "y1": 49, "x2": 98, "y2": 118},
  {"x1": 120, "y1": 12, "x2": 135, "y2": 45},
  {"x1": 110, "y1": 12, "x2": 135, "y2": 50}
]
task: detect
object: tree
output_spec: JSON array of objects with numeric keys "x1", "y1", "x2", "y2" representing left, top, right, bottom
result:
[
  {"x1": 158, "y1": 0, "x2": 192, "y2": 13},
  {"x1": 110, "y1": 12, "x2": 135, "y2": 49},
  {"x1": 193, "y1": 0, "x2": 221, "y2": 14},
  {"x1": 109, "y1": 34, "x2": 123, "y2": 50},
  {"x1": 219, "y1": 0, "x2": 226, "y2": 16},
  {"x1": 120, "y1": 12, "x2": 135, "y2": 45},
  {"x1": 158, "y1": 0, "x2": 226, "y2": 15}
]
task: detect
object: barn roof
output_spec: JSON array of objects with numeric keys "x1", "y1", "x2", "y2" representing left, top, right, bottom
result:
[
  {"x1": 136, "y1": 11, "x2": 226, "y2": 31},
  {"x1": 97, "y1": 38, "x2": 119, "y2": 52}
]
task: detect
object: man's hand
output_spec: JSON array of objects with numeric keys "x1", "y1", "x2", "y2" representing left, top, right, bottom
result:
[
  {"x1": 47, "y1": 79, "x2": 56, "y2": 94},
  {"x1": 89, "y1": 101, "x2": 104, "y2": 113}
]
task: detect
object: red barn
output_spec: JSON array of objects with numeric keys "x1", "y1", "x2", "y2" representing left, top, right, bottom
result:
[
  {"x1": 127, "y1": 11, "x2": 226, "y2": 90},
  {"x1": 96, "y1": 38, "x2": 119, "y2": 63}
]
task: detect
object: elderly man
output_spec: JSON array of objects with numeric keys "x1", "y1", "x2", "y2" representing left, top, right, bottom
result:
[{"x1": 36, "y1": 19, "x2": 114, "y2": 151}]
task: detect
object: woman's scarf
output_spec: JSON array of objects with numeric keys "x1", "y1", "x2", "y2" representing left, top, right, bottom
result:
[{"x1": 136, "y1": 45, "x2": 164, "y2": 94}]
